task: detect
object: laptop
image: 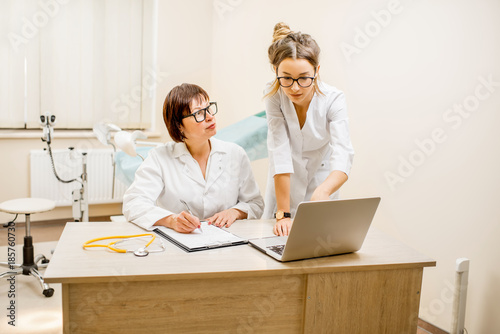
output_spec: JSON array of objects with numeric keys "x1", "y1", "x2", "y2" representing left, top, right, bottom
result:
[{"x1": 249, "y1": 197, "x2": 381, "y2": 262}]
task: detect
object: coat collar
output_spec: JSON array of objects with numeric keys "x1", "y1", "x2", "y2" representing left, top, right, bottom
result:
[
  {"x1": 173, "y1": 138, "x2": 227, "y2": 188},
  {"x1": 172, "y1": 138, "x2": 225, "y2": 158}
]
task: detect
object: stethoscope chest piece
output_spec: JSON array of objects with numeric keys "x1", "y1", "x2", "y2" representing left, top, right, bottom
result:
[{"x1": 133, "y1": 248, "x2": 149, "y2": 257}]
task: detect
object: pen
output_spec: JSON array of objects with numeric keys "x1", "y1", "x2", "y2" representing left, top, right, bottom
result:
[{"x1": 180, "y1": 199, "x2": 203, "y2": 233}]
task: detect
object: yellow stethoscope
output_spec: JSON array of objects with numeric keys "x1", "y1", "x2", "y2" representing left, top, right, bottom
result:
[{"x1": 82, "y1": 233, "x2": 165, "y2": 257}]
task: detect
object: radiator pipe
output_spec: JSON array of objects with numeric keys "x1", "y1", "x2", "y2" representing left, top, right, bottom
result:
[
  {"x1": 81, "y1": 152, "x2": 89, "y2": 222},
  {"x1": 451, "y1": 258, "x2": 469, "y2": 334}
]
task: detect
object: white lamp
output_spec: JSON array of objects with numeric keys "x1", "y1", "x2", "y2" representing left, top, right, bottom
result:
[
  {"x1": 93, "y1": 122, "x2": 122, "y2": 148},
  {"x1": 114, "y1": 130, "x2": 160, "y2": 160}
]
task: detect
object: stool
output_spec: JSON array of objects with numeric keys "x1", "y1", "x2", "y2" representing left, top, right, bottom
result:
[{"x1": 0, "y1": 198, "x2": 56, "y2": 297}]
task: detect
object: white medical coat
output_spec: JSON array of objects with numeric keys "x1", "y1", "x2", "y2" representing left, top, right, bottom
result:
[
  {"x1": 263, "y1": 81, "x2": 355, "y2": 218},
  {"x1": 123, "y1": 138, "x2": 264, "y2": 230}
]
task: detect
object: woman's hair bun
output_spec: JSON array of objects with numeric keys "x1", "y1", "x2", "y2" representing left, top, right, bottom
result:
[{"x1": 272, "y1": 22, "x2": 292, "y2": 43}]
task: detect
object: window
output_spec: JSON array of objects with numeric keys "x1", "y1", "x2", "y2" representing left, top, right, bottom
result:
[{"x1": 0, "y1": 0, "x2": 157, "y2": 130}]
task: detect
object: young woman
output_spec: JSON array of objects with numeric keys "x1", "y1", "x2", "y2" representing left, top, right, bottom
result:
[
  {"x1": 123, "y1": 83, "x2": 264, "y2": 233},
  {"x1": 264, "y1": 23, "x2": 355, "y2": 236}
]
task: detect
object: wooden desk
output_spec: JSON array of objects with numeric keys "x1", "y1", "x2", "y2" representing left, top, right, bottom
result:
[{"x1": 44, "y1": 220, "x2": 435, "y2": 333}]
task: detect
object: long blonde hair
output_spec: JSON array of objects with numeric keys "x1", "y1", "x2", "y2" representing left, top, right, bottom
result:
[{"x1": 265, "y1": 22, "x2": 323, "y2": 98}]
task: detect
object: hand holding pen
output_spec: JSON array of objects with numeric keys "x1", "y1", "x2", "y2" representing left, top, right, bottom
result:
[{"x1": 180, "y1": 200, "x2": 203, "y2": 233}]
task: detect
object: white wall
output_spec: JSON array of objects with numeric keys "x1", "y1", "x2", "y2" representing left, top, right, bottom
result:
[
  {"x1": 211, "y1": 0, "x2": 500, "y2": 332},
  {"x1": 157, "y1": 0, "x2": 213, "y2": 111},
  {"x1": 1, "y1": 0, "x2": 498, "y2": 331}
]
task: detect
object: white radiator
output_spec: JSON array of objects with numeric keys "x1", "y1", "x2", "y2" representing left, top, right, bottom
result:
[{"x1": 30, "y1": 149, "x2": 128, "y2": 206}]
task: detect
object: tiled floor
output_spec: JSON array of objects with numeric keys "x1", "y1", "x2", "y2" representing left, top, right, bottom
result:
[
  {"x1": 0, "y1": 220, "x2": 445, "y2": 334},
  {"x1": 0, "y1": 240, "x2": 62, "y2": 334}
]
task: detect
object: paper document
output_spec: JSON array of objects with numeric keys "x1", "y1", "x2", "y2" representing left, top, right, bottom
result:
[{"x1": 154, "y1": 222, "x2": 247, "y2": 252}]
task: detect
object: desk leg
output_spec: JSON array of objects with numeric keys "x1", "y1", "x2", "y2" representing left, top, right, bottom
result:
[
  {"x1": 61, "y1": 284, "x2": 70, "y2": 334},
  {"x1": 304, "y1": 268, "x2": 423, "y2": 333}
]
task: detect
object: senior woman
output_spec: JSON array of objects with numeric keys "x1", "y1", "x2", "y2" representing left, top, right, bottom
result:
[{"x1": 123, "y1": 83, "x2": 264, "y2": 233}]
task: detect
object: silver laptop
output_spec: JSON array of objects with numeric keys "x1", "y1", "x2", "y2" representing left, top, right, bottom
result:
[{"x1": 249, "y1": 197, "x2": 381, "y2": 262}]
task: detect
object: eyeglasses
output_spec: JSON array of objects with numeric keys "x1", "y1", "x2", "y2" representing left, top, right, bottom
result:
[
  {"x1": 276, "y1": 70, "x2": 316, "y2": 88},
  {"x1": 182, "y1": 102, "x2": 218, "y2": 123}
]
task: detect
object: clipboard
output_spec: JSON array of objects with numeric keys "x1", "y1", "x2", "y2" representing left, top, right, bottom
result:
[{"x1": 153, "y1": 222, "x2": 247, "y2": 252}]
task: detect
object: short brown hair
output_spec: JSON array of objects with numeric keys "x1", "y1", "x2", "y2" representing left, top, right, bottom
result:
[
  {"x1": 163, "y1": 83, "x2": 210, "y2": 142},
  {"x1": 265, "y1": 22, "x2": 323, "y2": 98}
]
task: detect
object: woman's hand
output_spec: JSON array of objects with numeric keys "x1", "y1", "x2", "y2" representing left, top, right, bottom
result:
[
  {"x1": 273, "y1": 218, "x2": 292, "y2": 236},
  {"x1": 157, "y1": 211, "x2": 201, "y2": 233},
  {"x1": 207, "y1": 208, "x2": 245, "y2": 228}
]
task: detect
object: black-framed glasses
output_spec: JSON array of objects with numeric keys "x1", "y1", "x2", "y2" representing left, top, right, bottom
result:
[
  {"x1": 182, "y1": 102, "x2": 218, "y2": 123},
  {"x1": 276, "y1": 70, "x2": 316, "y2": 88}
]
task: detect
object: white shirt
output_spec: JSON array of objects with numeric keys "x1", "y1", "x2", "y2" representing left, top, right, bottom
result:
[
  {"x1": 123, "y1": 138, "x2": 264, "y2": 230},
  {"x1": 263, "y1": 81, "x2": 355, "y2": 218}
]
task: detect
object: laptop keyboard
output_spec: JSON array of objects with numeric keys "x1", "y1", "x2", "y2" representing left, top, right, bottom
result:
[{"x1": 267, "y1": 244, "x2": 285, "y2": 255}]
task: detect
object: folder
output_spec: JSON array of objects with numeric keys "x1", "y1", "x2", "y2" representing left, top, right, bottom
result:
[{"x1": 153, "y1": 222, "x2": 247, "y2": 252}]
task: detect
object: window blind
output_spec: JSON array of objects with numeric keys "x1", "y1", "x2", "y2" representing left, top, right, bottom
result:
[
  {"x1": 0, "y1": 0, "x2": 40, "y2": 129},
  {"x1": 1, "y1": 0, "x2": 155, "y2": 130}
]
